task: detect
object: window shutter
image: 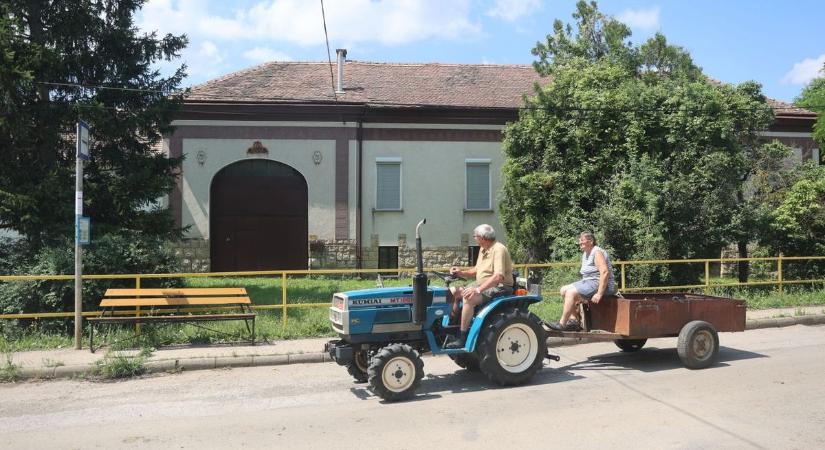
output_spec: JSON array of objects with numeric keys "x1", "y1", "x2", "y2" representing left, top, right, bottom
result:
[
  {"x1": 376, "y1": 162, "x2": 401, "y2": 210},
  {"x1": 466, "y1": 163, "x2": 490, "y2": 210}
]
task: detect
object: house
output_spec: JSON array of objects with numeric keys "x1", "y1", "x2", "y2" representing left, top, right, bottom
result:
[{"x1": 165, "y1": 50, "x2": 819, "y2": 272}]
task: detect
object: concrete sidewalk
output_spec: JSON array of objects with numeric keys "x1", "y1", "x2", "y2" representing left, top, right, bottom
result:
[{"x1": 6, "y1": 306, "x2": 825, "y2": 381}]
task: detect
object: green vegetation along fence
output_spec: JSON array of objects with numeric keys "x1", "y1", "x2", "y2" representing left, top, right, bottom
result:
[{"x1": 1, "y1": 256, "x2": 825, "y2": 324}]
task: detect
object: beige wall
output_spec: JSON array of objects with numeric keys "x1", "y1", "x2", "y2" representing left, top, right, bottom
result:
[{"x1": 360, "y1": 139, "x2": 508, "y2": 248}]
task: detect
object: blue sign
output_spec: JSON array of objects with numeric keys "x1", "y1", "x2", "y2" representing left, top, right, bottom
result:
[{"x1": 77, "y1": 216, "x2": 91, "y2": 245}]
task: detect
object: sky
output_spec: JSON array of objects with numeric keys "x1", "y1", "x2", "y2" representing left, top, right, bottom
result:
[{"x1": 136, "y1": 0, "x2": 825, "y2": 103}]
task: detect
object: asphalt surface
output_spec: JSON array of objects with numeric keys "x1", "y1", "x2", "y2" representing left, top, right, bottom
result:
[
  {"x1": 5, "y1": 306, "x2": 825, "y2": 380},
  {"x1": 2, "y1": 323, "x2": 824, "y2": 449}
]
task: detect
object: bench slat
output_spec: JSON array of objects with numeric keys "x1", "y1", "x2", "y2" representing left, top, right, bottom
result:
[
  {"x1": 100, "y1": 297, "x2": 252, "y2": 307},
  {"x1": 104, "y1": 288, "x2": 247, "y2": 297},
  {"x1": 88, "y1": 313, "x2": 255, "y2": 323}
]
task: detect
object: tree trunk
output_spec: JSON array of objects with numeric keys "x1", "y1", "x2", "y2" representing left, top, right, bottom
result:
[{"x1": 737, "y1": 241, "x2": 749, "y2": 283}]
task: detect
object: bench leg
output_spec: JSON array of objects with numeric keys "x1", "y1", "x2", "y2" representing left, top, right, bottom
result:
[
  {"x1": 251, "y1": 318, "x2": 256, "y2": 344},
  {"x1": 89, "y1": 322, "x2": 95, "y2": 353}
]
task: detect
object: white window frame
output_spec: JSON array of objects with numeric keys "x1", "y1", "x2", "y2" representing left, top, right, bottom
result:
[
  {"x1": 465, "y1": 158, "x2": 492, "y2": 211},
  {"x1": 375, "y1": 157, "x2": 403, "y2": 211}
]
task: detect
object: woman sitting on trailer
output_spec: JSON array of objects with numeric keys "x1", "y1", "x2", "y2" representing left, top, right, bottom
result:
[{"x1": 549, "y1": 231, "x2": 617, "y2": 332}]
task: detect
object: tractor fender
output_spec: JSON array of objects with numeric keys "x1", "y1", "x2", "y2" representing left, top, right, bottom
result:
[{"x1": 466, "y1": 295, "x2": 542, "y2": 352}]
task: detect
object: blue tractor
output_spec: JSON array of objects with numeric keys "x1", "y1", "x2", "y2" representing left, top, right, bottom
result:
[{"x1": 325, "y1": 219, "x2": 556, "y2": 401}]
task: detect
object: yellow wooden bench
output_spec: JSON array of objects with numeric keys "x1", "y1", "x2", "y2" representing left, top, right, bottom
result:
[{"x1": 87, "y1": 287, "x2": 256, "y2": 352}]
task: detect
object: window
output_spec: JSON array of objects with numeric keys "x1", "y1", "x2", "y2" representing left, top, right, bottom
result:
[
  {"x1": 468, "y1": 246, "x2": 480, "y2": 266},
  {"x1": 378, "y1": 246, "x2": 399, "y2": 269},
  {"x1": 465, "y1": 159, "x2": 491, "y2": 210},
  {"x1": 376, "y1": 158, "x2": 402, "y2": 210}
]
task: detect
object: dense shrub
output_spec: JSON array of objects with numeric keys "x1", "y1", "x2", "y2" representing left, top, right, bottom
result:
[{"x1": 0, "y1": 233, "x2": 181, "y2": 333}]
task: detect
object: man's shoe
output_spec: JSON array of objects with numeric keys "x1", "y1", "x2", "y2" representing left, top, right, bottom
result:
[{"x1": 445, "y1": 331, "x2": 467, "y2": 349}]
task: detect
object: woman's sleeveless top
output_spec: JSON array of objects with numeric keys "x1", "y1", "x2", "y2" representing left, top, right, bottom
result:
[{"x1": 580, "y1": 246, "x2": 616, "y2": 291}]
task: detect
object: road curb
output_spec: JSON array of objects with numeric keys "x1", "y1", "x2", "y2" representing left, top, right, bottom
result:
[{"x1": 8, "y1": 313, "x2": 825, "y2": 381}]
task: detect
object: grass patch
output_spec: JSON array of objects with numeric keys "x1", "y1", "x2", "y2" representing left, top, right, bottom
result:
[
  {"x1": 1, "y1": 352, "x2": 21, "y2": 382},
  {"x1": 90, "y1": 347, "x2": 153, "y2": 379}
]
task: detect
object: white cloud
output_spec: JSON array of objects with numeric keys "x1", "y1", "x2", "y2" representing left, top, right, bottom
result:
[
  {"x1": 617, "y1": 6, "x2": 660, "y2": 30},
  {"x1": 138, "y1": 0, "x2": 480, "y2": 46},
  {"x1": 486, "y1": 0, "x2": 540, "y2": 22},
  {"x1": 243, "y1": 47, "x2": 293, "y2": 63},
  {"x1": 782, "y1": 54, "x2": 825, "y2": 85}
]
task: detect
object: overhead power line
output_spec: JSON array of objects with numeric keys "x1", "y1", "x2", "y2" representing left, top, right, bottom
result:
[{"x1": 320, "y1": 0, "x2": 337, "y2": 102}]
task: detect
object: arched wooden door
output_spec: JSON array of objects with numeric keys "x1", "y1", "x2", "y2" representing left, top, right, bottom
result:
[{"x1": 210, "y1": 159, "x2": 308, "y2": 271}]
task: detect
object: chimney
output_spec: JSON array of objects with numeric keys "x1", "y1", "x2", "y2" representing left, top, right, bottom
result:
[{"x1": 335, "y1": 48, "x2": 347, "y2": 94}]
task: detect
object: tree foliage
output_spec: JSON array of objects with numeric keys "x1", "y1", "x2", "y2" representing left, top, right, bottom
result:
[
  {"x1": 794, "y1": 62, "x2": 825, "y2": 152},
  {"x1": 0, "y1": 0, "x2": 188, "y2": 248},
  {"x1": 501, "y1": 1, "x2": 777, "y2": 285}
]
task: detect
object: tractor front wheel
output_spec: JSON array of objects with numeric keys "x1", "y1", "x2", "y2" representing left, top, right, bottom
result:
[
  {"x1": 478, "y1": 308, "x2": 546, "y2": 386},
  {"x1": 368, "y1": 343, "x2": 424, "y2": 401},
  {"x1": 346, "y1": 350, "x2": 369, "y2": 383}
]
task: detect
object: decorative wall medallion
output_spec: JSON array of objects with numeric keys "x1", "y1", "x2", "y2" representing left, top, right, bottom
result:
[
  {"x1": 247, "y1": 141, "x2": 269, "y2": 155},
  {"x1": 196, "y1": 150, "x2": 207, "y2": 165},
  {"x1": 313, "y1": 150, "x2": 323, "y2": 165}
]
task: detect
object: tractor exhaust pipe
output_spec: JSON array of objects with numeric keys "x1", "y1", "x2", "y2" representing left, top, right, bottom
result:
[{"x1": 412, "y1": 219, "x2": 428, "y2": 324}]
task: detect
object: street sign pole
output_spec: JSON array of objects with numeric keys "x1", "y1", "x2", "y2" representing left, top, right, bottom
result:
[{"x1": 74, "y1": 121, "x2": 90, "y2": 350}]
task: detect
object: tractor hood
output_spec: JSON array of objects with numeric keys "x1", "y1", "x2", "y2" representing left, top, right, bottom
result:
[{"x1": 333, "y1": 286, "x2": 449, "y2": 308}]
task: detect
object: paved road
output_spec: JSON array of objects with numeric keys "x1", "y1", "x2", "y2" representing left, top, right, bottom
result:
[{"x1": 2, "y1": 325, "x2": 824, "y2": 449}]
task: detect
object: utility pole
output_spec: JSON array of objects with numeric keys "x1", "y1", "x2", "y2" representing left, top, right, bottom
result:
[{"x1": 74, "y1": 121, "x2": 90, "y2": 349}]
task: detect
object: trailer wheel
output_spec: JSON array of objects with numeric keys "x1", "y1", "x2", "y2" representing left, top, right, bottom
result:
[
  {"x1": 614, "y1": 339, "x2": 647, "y2": 352},
  {"x1": 478, "y1": 308, "x2": 546, "y2": 386},
  {"x1": 677, "y1": 321, "x2": 719, "y2": 369},
  {"x1": 346, "y1": 350, "x2": 369, "y2": 383},
  {"x1": 368, "y1": 343, "x2": 424, "y2": 401},
  {"x1": 449, "y1": 352, "x2": 481, "y2": 372}
]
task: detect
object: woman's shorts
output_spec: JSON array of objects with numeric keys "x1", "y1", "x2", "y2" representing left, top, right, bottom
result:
[{"x1": 572, "y1": 279, "x2": 616, "y2": 301}]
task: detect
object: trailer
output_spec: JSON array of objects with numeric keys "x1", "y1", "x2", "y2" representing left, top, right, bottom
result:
[{"x1": 545, "y1": 293, "x2": 747, "y2": 369}]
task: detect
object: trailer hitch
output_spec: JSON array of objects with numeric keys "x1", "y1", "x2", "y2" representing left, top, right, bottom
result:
[{"x1": 545, "y1": 351, "x2": 560, "y2": 362}]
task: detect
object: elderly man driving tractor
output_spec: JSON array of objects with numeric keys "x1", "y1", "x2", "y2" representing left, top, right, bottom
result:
[{"x1": 446, "y1": 224, "x2": 514, "y2": 349}]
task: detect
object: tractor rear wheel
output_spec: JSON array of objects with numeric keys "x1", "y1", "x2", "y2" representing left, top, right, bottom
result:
[
  {"x1": 368, "y1": 343, "x2": 424, "y2": 401},
  {"x1": 478, "y1": 308, "x2": 546, "y2": 386},
  {"x1": 346, "y1": 350, "x2": 369, "y2": 383}
]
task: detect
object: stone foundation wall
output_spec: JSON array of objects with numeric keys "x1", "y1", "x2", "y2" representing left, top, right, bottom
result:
[
  {"x1": 309, "y1": 239, "x2": 358, "y2": 269},
  {"x1": 171, "y1": 235, "x2": 475, "y2": 272},
  {"x1": 171, "y1": 239, "x2": 211, "y2": 273}
]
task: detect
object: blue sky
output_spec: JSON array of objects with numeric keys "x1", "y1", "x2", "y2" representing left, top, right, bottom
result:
[{"x1": 137, "y1": 0, "x2": 825, "y2": 103}]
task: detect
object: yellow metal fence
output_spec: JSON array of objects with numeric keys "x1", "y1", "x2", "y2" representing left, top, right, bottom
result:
[{"x1": 1, "y1": 256, "x2": 824, "y2": 323}]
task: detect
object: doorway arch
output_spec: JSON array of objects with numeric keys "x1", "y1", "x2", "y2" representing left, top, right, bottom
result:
[{"x1": 210, "y1": 159, "x2": 308, "y2": 271}]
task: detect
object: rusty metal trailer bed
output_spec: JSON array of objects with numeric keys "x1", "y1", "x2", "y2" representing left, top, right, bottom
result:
[{"x1": 544, "y1": 293, "x2": 747, "y2": 369}]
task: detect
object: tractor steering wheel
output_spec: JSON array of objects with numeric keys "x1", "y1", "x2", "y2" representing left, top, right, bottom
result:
[{"x1": 431, "y1": 271, "x2": 465, "y2": 287}]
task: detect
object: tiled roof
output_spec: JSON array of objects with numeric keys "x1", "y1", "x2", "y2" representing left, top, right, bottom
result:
[
  {"x1": 186, "y1": 60, "x2": 815, "y2": 117},
  {"x1": 186, "y1": 61, "x2": 543, "y2": 108}
]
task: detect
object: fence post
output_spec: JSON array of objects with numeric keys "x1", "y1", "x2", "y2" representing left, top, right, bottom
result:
[
  {"x1": 620, "y1": 263, "x2": 626, "y2": 292},
  {"x1": 135, "y1": 275, "x2": 142, "y2": 335},
  {"x1": 705, "y1": 260, "x2": 710, "y2": 294},
  {"x1": 282, "y1": 272, "x2": 288, "y2": 326},
  {"x1": 777, "y1": 255, "x2": 784, "y2": 295}
]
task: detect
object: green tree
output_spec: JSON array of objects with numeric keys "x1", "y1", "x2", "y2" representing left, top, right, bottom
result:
[
  {"x1": 794, "y1": 62, "x2": 825, "y2": 153},
  {"x1": 501, "y1": 0, "x2": 774, "y2": 285},
  {"x1": 0, "y1": 0, "x2": 188, "y2": 248}
]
